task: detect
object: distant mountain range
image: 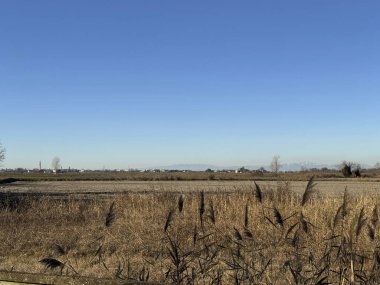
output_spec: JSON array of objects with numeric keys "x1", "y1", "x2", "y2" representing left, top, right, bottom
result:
[{"x1": 145, "y1": 162, "x2": 352, "y2": 172}]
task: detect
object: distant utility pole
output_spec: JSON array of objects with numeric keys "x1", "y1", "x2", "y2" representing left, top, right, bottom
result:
[{"x1": 39, "y1": 161, "x2": 42, "y2": 170}]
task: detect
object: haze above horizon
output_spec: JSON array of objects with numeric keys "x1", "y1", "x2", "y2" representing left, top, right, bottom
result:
[{"x1": 1, "y1": 1, "x2": 380, "y2": 169}]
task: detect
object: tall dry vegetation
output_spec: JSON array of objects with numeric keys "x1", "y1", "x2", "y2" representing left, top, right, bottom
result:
[{"x1": 1, "y1": 179, "x2": 380, "y2": 284}]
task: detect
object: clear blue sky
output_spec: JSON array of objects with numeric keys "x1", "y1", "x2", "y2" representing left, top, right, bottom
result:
[{"x1": 1, "y1": 1, "x2": 379, "y2": 169}]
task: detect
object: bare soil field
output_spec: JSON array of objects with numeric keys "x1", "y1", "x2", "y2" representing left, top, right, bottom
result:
[{"x1": 1, "y1": 179, "x2": 380, "y2": 197}]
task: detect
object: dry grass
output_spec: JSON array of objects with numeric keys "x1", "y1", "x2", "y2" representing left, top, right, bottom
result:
[{"x1": 1, "y1": 179, "x2": 380, "y2": 284}]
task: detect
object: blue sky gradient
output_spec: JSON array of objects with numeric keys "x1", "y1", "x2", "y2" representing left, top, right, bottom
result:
[{"x1": 1, "y1": 1, "x2": 380, "y2": 169}]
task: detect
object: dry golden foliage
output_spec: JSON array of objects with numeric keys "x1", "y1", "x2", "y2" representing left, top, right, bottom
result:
[{"x1": 1, "y1": 181, "x2": 380, "y2": 284}]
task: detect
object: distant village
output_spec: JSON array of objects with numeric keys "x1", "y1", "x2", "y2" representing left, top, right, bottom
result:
[
  {"x1": 0, "y1": 167, "x2": 264, "y2": 174},
  {"x1": 0, "y1": 165, "x2": 336, "y2": 174}
]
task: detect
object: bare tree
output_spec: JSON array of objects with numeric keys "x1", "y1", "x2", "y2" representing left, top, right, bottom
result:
[
  {"x1": 271, "y1": 155, "x2": 281, "y2": 174},
  {"x1": 52, "y1": 156, "x2": 61, "y2": 171},
  {"x1": 0, "y1": 142, "x2": 5, "y2": 165}
]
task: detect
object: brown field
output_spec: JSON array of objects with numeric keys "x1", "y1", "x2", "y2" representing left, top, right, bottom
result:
[
  {"x1": 2, "y1": 179, "x2": 380, "y2": 196},
  {"x1": 1, "y1": 179, "x2": 380, "y2": 284}
]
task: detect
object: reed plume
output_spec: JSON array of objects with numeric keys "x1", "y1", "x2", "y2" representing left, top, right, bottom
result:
[{"x1": 301, "y1": 176, "x2": 317, "y2": 206}]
